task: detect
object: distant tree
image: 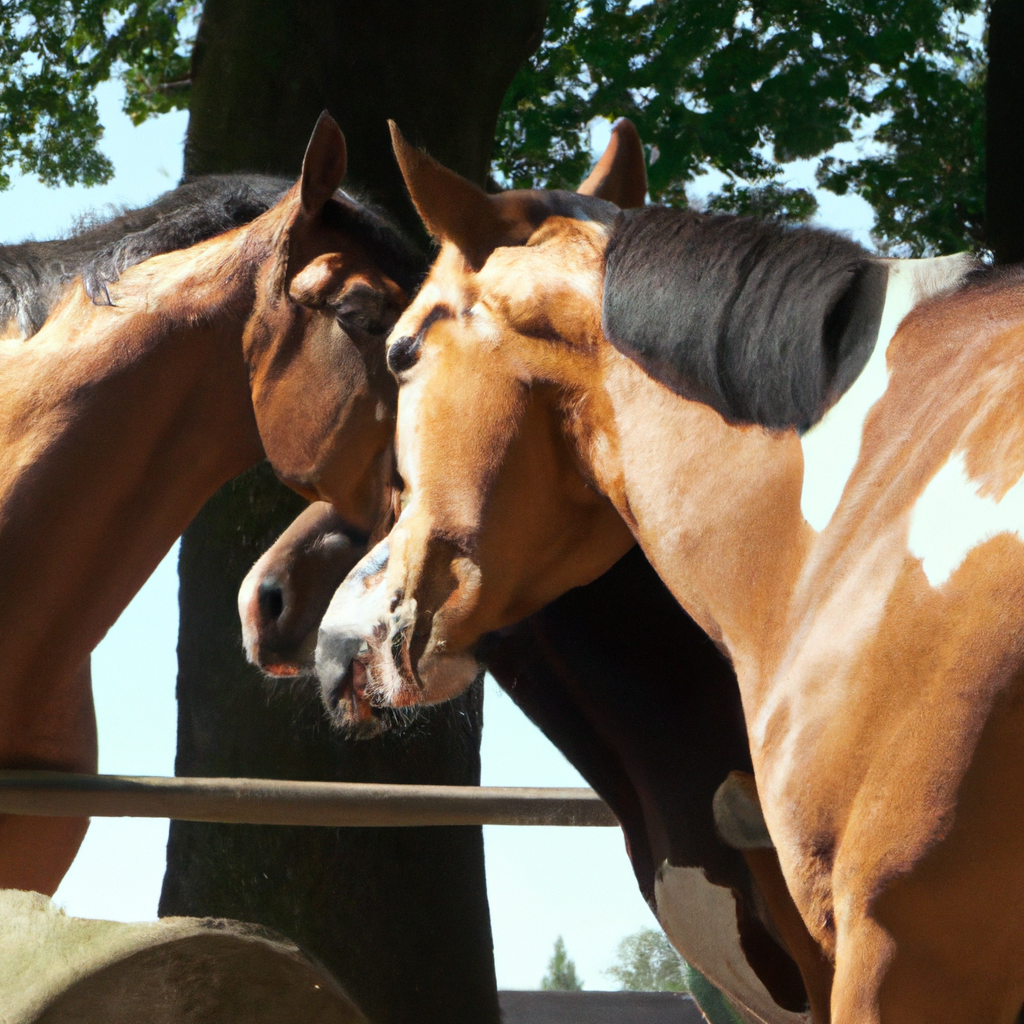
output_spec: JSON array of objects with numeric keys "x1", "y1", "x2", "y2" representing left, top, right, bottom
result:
[
  {"x1": 607, "y1": 926, "x2": 687, "y2": 992},
  {"x1": 606, "y1": 927, "x2": 749, "y2": 1024},
  {"x1": 541, "y1": 936, "x2": 583, "y2": 991}
]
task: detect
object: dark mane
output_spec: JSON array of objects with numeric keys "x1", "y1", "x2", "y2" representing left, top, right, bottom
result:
[
  {"x1": 0, "y1": 175, "x2": 290, "y2": 338},
  {"x1": 602, "y1": 206, "x2": 888, "y2": 432},
  {"x1": 958, "y1": 260, "x2": 1024, "y2": 292},
  {"x1": 322, "y1": 191, "x2": 427, "y2": 294}
]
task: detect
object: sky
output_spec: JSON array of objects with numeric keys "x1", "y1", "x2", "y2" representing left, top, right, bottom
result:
[{"x1": 0, "y1": 81, "x2": 877, "y2": 993}]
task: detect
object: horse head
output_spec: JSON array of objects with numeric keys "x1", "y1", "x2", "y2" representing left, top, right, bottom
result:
[
  {"x1": 238, "y1": 501, "x2": 366, "y2": 678},
  {"x1": 314, "y1": 121, "x2": 646, "y2": 707},
  {"x1": 243, "y1": 113, "x2": 423, "y2": 531}
]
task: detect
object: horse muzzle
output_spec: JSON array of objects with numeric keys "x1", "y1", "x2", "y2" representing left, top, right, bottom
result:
[{"x1": 316, "y1": 537, "x2": 483, "y2": 711}]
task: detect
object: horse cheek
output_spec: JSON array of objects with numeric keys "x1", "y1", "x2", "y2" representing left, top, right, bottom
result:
[{"x1": 251, "y1": 361, "x2": 328, "y2": 502}]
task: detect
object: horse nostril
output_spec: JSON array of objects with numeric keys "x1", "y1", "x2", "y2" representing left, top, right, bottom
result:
[
  {"x1": 257, "y1": 578, "x2": 285, "y2": 623},
  {"x1": 386, "y1": 334, "x2": 421, "y2": 375}
]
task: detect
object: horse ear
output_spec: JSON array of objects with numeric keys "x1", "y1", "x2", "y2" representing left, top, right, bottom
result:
[
  {"x1": 578, "y1": 119, "x2": 647, "y2": 209},
  {"x1": 301, "y1": 111, "x2": 348, "y2": 217},
  {"x1": 389, "y1": 121, "x2": 504, "y2": 269}
]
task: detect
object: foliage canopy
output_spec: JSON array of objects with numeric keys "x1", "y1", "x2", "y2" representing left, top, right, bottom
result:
[
  {"x1": 0, "y1": 0, "x2": 195, "y2": 190},
  {"x1": 0, "y1": 0, "x2": 987, "y2": 254},
  {"x1": 495, "y1": 0, "x2": 986, "y2": 254}
]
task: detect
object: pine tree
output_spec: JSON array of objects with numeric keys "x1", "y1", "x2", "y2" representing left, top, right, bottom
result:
[{"x1": 541, "y1": 936, "x2": 583, "y2": 991}]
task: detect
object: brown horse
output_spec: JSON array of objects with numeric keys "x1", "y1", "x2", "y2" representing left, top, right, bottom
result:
[
  {"x1": 0, "y1": 112, "x2": 418, "y2": 896},
  {"x1": 243, "y1": 499, "x2": 830, "y2": 1024},
  {"x1": 315, "y1": 125, "x2": 1024, "y2": 1023}
]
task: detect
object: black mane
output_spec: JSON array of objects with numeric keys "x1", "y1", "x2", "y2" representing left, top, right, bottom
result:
[
  {"x1": 322, "y1": 191, "x2": 427, "y2": 295},
  {"x1": 602, "y1": 206, "x2": 888, "y2": 432},
  {"x1": 0, "y1": 174, "x2": 291, "y2": 338}
]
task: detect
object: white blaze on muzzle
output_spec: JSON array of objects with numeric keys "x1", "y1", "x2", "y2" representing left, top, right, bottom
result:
[{"x1": 315, "y1": 539, "x2": 391, "y2": 706}]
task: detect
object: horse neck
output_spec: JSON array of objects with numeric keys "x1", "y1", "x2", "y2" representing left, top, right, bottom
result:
[
  {"x1": 0, "y1": 234, "x2": 266, "y2": 689},
  {"x1": 567, "y1": 346, "x2": 815, "y2": 706}
]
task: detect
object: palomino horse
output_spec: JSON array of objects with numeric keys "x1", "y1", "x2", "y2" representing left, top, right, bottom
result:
[
  {"x1": 0, "y1": 112, "x2": 420, "y2": 895},
  {"x1": 241, "y1": 499, "x2": 828, "y2": 1024},
  {"x1": 315, "y1": 125, "x2": 1022, "y2": 1023}
]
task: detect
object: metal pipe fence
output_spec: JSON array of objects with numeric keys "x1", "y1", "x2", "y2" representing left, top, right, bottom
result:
[{"x1": 0, "y1": 770, "x2": 617, "y2": 828}]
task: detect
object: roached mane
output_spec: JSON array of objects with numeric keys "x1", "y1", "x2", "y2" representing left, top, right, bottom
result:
[{"x1": 601, "y1": 206, "x2": 889, "y2": 432}]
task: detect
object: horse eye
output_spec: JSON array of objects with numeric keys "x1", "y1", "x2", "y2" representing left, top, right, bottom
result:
[
  {"x1": 332, "y1": 287, "x2": 387, "y2": 335},
  {"x1": 336, "y1": 310, "x2": 382, "y2": 334},
  {"x1": 387, "y1": 334, "x2": 421, "y2": 375}
]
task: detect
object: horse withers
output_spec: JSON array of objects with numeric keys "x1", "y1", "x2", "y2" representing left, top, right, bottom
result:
[
  {"x1": 0, "y1": 112, "x2": 420, "y2": 895},
  {"x1": 314, "y1": 122, "x2": 1024, "y2": 1024}
]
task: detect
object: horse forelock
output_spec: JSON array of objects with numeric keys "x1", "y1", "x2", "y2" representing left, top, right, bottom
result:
[{"x1": 320, "y1": 190, "x2": 426, "y2": 295}]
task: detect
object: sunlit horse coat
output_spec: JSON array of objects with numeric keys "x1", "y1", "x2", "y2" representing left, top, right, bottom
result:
[
  {"x1": 0, "y1": 115, "x2": 421, "y2": 896},
  {"x1": 313, "y1": 123, "x2": 1024, "y2": 1023}
]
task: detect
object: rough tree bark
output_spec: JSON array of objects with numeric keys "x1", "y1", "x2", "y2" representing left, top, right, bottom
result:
[
  {"x1": 183, "y1": 0, "x2": 549, "y2": 237},
  {"x1": 986, "y1": 0, "x2": 1024, "y2": 263},
  {"x1": 158, "y1": 4, "x2": 548, "y2": 1023}
]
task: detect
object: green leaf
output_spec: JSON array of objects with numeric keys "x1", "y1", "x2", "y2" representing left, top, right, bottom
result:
[
  {"x1": 0, "y1": 0, "x2": 199, "y2": 189},
  {"x1": 494, "y1": 0, "x2": 986, "y2": 253}
]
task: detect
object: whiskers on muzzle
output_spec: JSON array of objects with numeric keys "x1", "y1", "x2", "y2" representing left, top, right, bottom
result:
[{"x1": 316, "y1": 628, "x2": 420, "y2": 737}]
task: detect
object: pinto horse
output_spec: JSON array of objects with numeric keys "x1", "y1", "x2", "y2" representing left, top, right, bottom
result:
[
  {"x1": 0, "y1": 112, "x2": 420, "y2": 896},
  {"x1": 313, "y1": 125, "x2": 1024, "y2": 1023},
  {"x1": 242, "y1": 499, "x2": 828, "y2": 1024}
]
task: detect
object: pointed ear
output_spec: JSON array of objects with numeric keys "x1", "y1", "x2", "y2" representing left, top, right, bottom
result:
[
  {"x1": 301, "y1": 111, "x2": 348, "y2": 217},
  {"x1": 578, "y1": 119, "x2": 647, "y2": 209},
  {"x1": 389, "y1": 121, "x2": 505, "y2": 269}
]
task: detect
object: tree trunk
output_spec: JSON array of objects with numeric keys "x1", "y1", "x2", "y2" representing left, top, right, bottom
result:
[
  {"x1": 986, "y1": 0, "x2": 1024, "y2": 263},
  {"x1": 160, "y1": 4, "x2": 548, "y2": 1022},
  {"x1": 183, "y1": 0, "x2": 548, "y2": 237}
]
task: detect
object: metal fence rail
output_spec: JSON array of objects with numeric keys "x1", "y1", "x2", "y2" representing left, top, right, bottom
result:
[{"x1": 0, "y1": 770, "x2": 618, "y2": 828}]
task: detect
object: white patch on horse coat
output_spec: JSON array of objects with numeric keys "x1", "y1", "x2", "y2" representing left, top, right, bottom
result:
[
  {"x1": 801, "y1": 253, "x2": 974, "y2": 532},
  {"x1": 908, "y1": 452, "x2": 1024, "y2": 587},
  {"x1": 713, "y1": 772, "x2": 775, "y2": 851},
  {"x1": 315, "y1": 540, "x2": 390, "y2": 683},
  {"x1": 655, "y1": 863, "x2": 809, "y2": 1024}
]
